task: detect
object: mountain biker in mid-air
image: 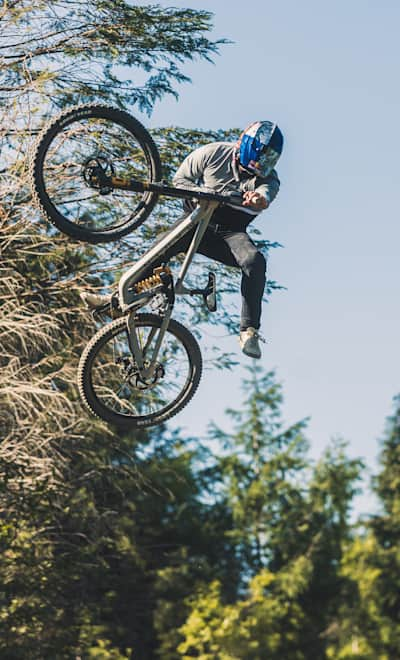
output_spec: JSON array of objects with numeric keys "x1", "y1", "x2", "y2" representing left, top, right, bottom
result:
[{"x1": 82, "y1": 120, "x2": 283, "y2": 359}]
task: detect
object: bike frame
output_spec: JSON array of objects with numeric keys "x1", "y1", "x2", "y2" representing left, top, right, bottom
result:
[
  {"x1": 119, "y1": 200, "x2": 219, "y2": 381},
  {"x1": 90, "y1": 173, "x2": 240, "y2": 311},
  {"x1": 105, "y1": 180, "x2": 242, "y2": 383},
  {"x1": 118, "y1": 199, "x2": 219, "y2": 309}
]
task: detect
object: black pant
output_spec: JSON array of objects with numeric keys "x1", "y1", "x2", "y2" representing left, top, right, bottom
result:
[{"x1": 146, "y1": 209, "x2": 267, "y2": 330}]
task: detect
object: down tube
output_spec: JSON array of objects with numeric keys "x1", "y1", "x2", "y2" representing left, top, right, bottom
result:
[{"x1": 118, "y1": 201, "x2": 218, "y2": 309}]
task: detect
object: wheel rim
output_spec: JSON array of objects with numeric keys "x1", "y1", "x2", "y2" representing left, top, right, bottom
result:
[
  {"x1": 40, "y1": 115, "x2": 154, "y2": 233},
  {"x1": 89, "y1": 322, "x2": 194, "y2": 420}
]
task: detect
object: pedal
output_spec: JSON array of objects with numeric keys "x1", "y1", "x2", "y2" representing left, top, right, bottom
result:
[
  {"x1": 185, "y1": 271, "x2": 217, "y2": 311},
  {"x1": 203, "y1": 271, "x2": 217, "y2": 312}
]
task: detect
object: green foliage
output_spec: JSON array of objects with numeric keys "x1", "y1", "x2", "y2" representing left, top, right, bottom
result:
[
  {"x1": 161, "y1": 368, "x2": 364, "y2": 660},
  {"x1": 209, "y1": 367, "x2": 310, "y2": 574},
  {"x1": 372, "y1": 395, "x2": 400, "y2": 542},
  {"x1": 2, "y1": 0, "x2": 226, "y2": 113},
  {"x1": 326, "y1": 397, "x2": 400, "y2": 659},
  {"x1": 3, "y1": 2, "x2": 398, "y2": 658},
  {"x1": 178, "y1": 559, "x2": 314, "y2": 660},
  {"x1": 0, "y1": 2, "x2": 237, "y2": 657},
  {"x1": 0, "y1": 420, "x2": 232, "y2": 657}
]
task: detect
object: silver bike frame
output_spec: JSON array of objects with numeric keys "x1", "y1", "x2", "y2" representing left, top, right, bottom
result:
[
  {"x1": 118, "y1": 200, "x2": 219, "y2": 380},
  {"x1": 118, "y1": 199, "x2": 218, "y2": 309}
]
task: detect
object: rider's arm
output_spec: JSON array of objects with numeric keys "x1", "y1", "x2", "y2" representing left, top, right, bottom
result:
[
  {"x1": 243, "y1": 169, "x2": 281, "y2": 211},
  {"x1": 256, "y1": 168, "x2": 280, "y2": 205},
  {"x1": 172, "y1": 144, "x2": 215, "y2": 192}
]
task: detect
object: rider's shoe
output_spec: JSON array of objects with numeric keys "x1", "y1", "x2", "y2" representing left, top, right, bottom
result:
[
  {"x1": 239, "y1": 327, "x2": 263, "y2": 359},
  {"x1": 80, "y1": 291, "x2": 120, "y2": 316}
]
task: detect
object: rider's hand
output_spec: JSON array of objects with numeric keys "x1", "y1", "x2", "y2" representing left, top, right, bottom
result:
[{"x1": 242, "y1": 191, "x2": 268, "y2": 210}]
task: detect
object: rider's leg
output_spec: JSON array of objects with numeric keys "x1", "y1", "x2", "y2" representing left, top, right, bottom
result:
[
  {"x1": 196, "y1": 229, "x2": 267, "y2": 331},
  {"x1": 223, "y1": 233, "x2": 266, "y2": 331},
  {"x1": 144, "y1": 222, "x2": 267, "y2": 359},
  {"x1": 194, "y1": 228, "x2": 266, "y2": 358}
]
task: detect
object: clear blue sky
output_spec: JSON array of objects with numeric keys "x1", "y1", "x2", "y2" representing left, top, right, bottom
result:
[{"x1": 134, "y1": 0, "x2": 400, "y2": 512}]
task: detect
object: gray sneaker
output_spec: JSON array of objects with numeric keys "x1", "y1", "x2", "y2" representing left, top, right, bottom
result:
[
  {"x1": 80, "y1": 292, "x2": 112, "y2": 309},
  {"x1": 239, "y1": 327, "x2": 263, "y2": 359},
  {"x1": 80, "y1": 292, "x2": 122, "y2": 318}
]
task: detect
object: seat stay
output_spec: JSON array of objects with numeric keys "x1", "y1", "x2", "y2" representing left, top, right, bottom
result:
[{"x1": 118, "y1": 200, "x2": 218, "y2": 310}]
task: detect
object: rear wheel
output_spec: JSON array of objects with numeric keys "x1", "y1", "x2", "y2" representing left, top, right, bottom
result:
[
  {"x1": 31, "y1": 105, "x2": 162, "y2": 243},
  {"x1": 78, "y1": 313, "x2": 202, "y2": 428}
]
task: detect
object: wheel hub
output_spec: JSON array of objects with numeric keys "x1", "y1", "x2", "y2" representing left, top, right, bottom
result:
[
  {"x1": 116, "y1": 357, "x2": 165, "y2": 390},
  {"x1": 83, "y1": 154, "x2": 115, "y2": 195}
]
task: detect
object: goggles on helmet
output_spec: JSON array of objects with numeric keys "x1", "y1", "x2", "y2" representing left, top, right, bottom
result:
[{"x1": 237, "y1": 121, "x2": 283, "y2": 177}]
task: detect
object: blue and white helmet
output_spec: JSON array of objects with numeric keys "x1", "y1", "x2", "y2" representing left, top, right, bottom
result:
[{"x1": 237, "y1": 121, "x2": 283, "y2": 177}]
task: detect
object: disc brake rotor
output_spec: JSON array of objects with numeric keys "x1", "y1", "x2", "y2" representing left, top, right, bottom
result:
[
  {"x1": 83, "y1": 155, "x2": 115, "y2": 194},
  {"x1": 116, "y1": 357, "x2": 165, "y2": 390}
]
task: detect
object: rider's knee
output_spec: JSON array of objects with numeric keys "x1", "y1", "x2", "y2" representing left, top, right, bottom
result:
[{"x1": 242, "y1": 250, "x2": 266, "y2": 277}]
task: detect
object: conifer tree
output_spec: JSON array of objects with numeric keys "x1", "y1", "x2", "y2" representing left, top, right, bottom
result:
[
  {"x1": 326, "y1": 396, "x2": 400, "y2": 659},
  {"x1": 2, "y1": 0, "x2": 225, "y2": 114},
  {"x1": 0, "y1": 4, "x2": 294, "y2": 658},
  {"x1": 0, "y1": 2, "x2": 236, "y2": 657},
  {"x1": 173, "y1": 367, "x2": 363, "y2": 660},
  {"x1": 210, "y1": 366, "x2": 310, "y2": 574}
]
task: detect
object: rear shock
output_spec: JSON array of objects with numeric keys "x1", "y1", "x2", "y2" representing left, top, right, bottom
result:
[{"x1": 134, "y1": 266, "x2": 172, "y2": 293}]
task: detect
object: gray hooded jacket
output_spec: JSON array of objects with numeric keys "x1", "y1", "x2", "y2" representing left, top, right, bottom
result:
[{"x1": 173, "y1": 141, "x2": 280, "y2": 217}]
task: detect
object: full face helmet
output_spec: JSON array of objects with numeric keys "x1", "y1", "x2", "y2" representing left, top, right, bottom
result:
[{"x1": 237, "y1": 121, "x2": 283, "y2": 177}]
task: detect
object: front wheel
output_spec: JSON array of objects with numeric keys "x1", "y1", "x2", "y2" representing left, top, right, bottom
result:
[
  {"x1": 78, "y1": 313, "x2": 202, "y2": 428},
  {"x1": 31, "y1": 105, "x2": 162, "y2": 243}
]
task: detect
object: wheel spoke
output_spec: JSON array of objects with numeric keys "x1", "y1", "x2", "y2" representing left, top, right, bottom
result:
[
  {"x1": 86, "y1": 317, "x2": 199, "y2": 424},
  {"x1": 37, "y1": 112, "x2": 153, "y2": 232}
]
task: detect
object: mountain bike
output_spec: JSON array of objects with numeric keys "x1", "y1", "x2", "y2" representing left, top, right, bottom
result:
[{"x1": 31, "y1": 105, "x2": 244, "y2": 428}]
